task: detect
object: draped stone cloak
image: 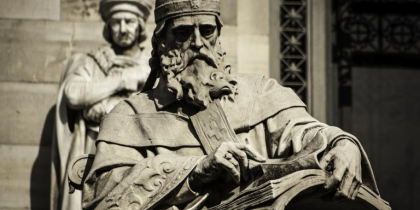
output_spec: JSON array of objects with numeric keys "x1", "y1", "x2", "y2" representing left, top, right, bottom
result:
[
  {"x1": 82, "y1": 74, "x2": 381, "y2": 210},
  {"x1": 51, "y1": 46, "x2": 149, "y2": 210}
]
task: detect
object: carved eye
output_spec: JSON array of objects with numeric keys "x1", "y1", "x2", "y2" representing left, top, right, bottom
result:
[
  {"x1": 200, "y1": 25, "x2": 216, "y2": 38},
  {"x1": 172, "y1": 26, "x2": 193, "y2": 42},
  {"x1": 125, "y1": 18, "x2": 137, "y2": 26}
]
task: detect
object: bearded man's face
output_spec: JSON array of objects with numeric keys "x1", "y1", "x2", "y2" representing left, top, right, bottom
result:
[{"x1": 158, "y1": 15, "x2": 237, "y2": 108}]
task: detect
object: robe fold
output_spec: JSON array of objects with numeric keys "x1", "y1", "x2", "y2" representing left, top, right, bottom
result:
[
  {"x1": 52, "y1": 45, "x2": 149, "y2": 210},
  {"x1": 82, "y1": 74, "x2": 380, "y2": 209}
]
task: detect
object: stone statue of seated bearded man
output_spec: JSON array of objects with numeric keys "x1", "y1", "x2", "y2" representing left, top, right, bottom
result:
[{"x1": 71, "y1": 0, "x2": 390, "y2": 209}]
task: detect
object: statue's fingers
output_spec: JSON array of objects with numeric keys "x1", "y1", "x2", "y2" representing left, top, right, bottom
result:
[
  {"x1": 325, "y1": 159, "x2": 347, "y2": 189},
  {"x1": 235, "y1": 144, "x2": 266, "y2": 162},
  {"x1": 350, "y1": 178, "x2": 362, "y2": 200},
  {"x1": 228, "y1": 156, "x2": 240, "y2": 169},
  {"x1": 229, "y1": 145, "x2": 250, "y2": 181},
  {"x1": 94, "y1": 113, "x2": 101, "y2": 123},
  {"x1": 216, "y1": 142, "x2": 230, "y2": 154},
  {"x1": 355, "y1": 163, "x2": 362, "y2": 182},
  {"x1": 349, "y1": 160, "x2": 362, "y2": 199},
  {"x1": 319, "y1": 151, "x2": 334, "y2": 170},
  {"x1": 216, "y1": 154, "x2": 241, "y2": 184},
  {"x1": 337, "y1": 172, "x2": 355, "y2": 199}
]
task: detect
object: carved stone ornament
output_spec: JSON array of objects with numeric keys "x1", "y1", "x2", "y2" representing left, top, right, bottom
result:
[{"x1": 100, "y1": 155, "x2": 200, "y2": 210}]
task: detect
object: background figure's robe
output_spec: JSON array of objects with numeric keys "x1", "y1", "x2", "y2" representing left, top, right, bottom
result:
[
  {"x1": 82, "y1": 74, "x2": 380, "y2": 210},
  {"x1": 51, "y1": 46, "x2": 148, "y2": 210}
]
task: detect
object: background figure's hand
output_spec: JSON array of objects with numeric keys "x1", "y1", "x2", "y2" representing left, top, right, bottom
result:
[
  {"x1": 84, "y1": 96, "x2": 127, "y2": 123},
  {"x1": 119, "y1": 66, "x2": 151, "y2": 92},
  {"x1": 189, "y1": 142, "x2": 266, "y2": 190},
  {"x1": 101, "y1": 96, "x2": 127, "y2": 114},
  {"x1": 83, "y1": 102, "x2": 106, "y2": 123},
  {"x1": 320, "y1": 139, "x2": 362, "y2": 200}
]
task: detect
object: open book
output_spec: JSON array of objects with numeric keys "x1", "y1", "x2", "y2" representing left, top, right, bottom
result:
[
  {"x1": 209, "y1": 169, "x2": 390, "y2": 210},
  {"x1": 209, "y1": 135, "x2": 391, "y2": 210}
]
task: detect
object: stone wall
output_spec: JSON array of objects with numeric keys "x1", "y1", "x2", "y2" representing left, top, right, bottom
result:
[{"x1": 0, "y1": 0, "x2": 272, "y2": 209}]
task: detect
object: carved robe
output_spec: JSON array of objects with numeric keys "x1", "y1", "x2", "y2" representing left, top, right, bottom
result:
[
  {"x1": 82, "y1": 74, "x2": 380, "y2": 210},
  {"x1": 51, "y1": 46, "x2": 149, "y2": 210}
]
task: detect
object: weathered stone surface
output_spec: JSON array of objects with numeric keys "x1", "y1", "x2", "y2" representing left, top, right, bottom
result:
[
  {"x1": 236, "y1": 0, "x2": 269, "y2": 76},
  {"x1": 237, "y1": 0, "x2": 268, "y2": 36},
  {"x1": 0, "y1": 20, "x2": 105, "y2": 83},
  {"x1": 0, "y1": 0, "x2": 60, "y2": 20},
  {"x1": 61, "y1": 0, "x2": 157, "y2": 23},
  {"x1": 61, "y1": 0, "x2": 102, "y2": 22},
  {"x1": 0, "y1": 82, "x2": 57, "y2": 146},
  {"x1": 237, "y1": 35, "x2": 269, "y2": 76},
  {"x1": 0, "y1": 145, "x2": 52, "y2": 210},
  {"x1": 220, "y1": 26, "x2": 237, "y2": 72},
  {"x1": 220, "y1": 0, "x2": 237, "y2": 26}
]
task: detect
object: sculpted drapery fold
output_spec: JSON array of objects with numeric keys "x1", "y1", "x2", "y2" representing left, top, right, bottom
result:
[
  {"x1": 81, "y1": 75, "x2": 380, "y2": 209},
  {"x1": 82, "y1": 148, "x2": 204, "y2": 210},
  {"x1": 53, "y1": 47, "x2": 149, "y2": 210}
]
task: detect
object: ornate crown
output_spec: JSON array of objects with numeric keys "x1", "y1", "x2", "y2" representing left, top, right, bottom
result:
[{"x1": 154, "y1": 0, "x2": 220, "y2": 23}]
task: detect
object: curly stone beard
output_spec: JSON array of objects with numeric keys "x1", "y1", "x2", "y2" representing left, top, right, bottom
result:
[{"x1": 152, "y1": 36, "x2": 238, "y2": 109}]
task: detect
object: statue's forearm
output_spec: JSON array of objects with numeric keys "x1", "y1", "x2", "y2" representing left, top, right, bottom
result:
[{"x1": 64, "y1": 74, "x2": 126, "y2": 109}]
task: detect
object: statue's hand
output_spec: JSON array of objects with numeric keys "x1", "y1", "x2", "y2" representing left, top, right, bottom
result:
[
  {"x1": 83, "y1": 102, "x2": 106, "y2": 123},
  {"x1": 320, "y1": 139, "x2": 362, "y2": 200},
  {"x1": 102, "y1": 96, "x2": 126, "y2": 113},
  {"x1": 119, "y1": 66, "x2": 150, "y2": 91},
  {"x1": 189, "y1": 142, "x2": 265, "y2": 190}
]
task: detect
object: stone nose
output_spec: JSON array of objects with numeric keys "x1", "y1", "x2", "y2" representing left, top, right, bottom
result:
[
  {"x1": 120, "y1": 20, "x2": 127, "y2": 33},
  {"x1": 191, "y1": 28, "x2": 204, "y2": 49},
  {"x1": 210, "y1": 71, "x2": 224, "y2": 81}
]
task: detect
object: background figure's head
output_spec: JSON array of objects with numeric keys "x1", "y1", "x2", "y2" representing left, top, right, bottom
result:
[
  {"x1": 151, "y1": 0, "x2": 237, "y2": 108},
  {"x1": 100, "y1": 0, "x2": 152, "y2": 48}
]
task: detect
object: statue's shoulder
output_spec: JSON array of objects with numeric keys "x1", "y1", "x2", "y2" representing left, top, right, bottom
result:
[
  {"x1": 225, "y1": 74, "x2": 305, "y2": 130},
  {"x1": 69, "y1": 47, "x2": 107, "y2": 64},
  {"x1": 64, "y1": 52, "x2": 93, "y2": 68},
  {"x1": 232, "y1": 73, "x2": 288, "y2": 103},
  {"x1": 63, "y1": 45, "x2": 114, "y2": 77},
  {"x1": 110, "y1": 90, "x2": 158, "y2": 115},
  {"x1": 67, "y1": 51, "x2": 105, "y2": 72},
  {"x1": 233, "y1": 73, "x2": 285, "y2": 93},
  {"x1": 61, "y1": 53, "x2": 98, "y2": 81},
  {"x1": 87, "y1": 45, "x2": 115, "y2": 71},
  {"x1": 233, "y1": 73, "x2": 264, "y2": 84}
]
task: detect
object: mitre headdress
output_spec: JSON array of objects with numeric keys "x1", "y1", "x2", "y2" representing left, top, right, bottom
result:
[{"x1": 154, "y1": 0, "x2": 223, "y2": 34}]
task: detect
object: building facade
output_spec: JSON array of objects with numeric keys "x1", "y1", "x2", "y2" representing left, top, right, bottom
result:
[{"x1": 0, "y1": 0, "x2": 418, "y2": 209}]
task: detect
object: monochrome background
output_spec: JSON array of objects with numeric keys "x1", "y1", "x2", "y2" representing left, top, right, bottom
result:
[{"x1": 0, "y1": 0, "x2": 418, "y2": 209}]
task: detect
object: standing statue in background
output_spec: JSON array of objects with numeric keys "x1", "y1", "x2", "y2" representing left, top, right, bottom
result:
[
  {"x1": 70, "y1": 0, "x2": 390, "y2": 209},
  {"x1": 51, "y1": 0, "x2": 153, "y2": 209}
]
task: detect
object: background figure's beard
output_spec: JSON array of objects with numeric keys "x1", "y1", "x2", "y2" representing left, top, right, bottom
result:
[{"x1": 160, "y1": 47, "x2": 237, "y2": 109}]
